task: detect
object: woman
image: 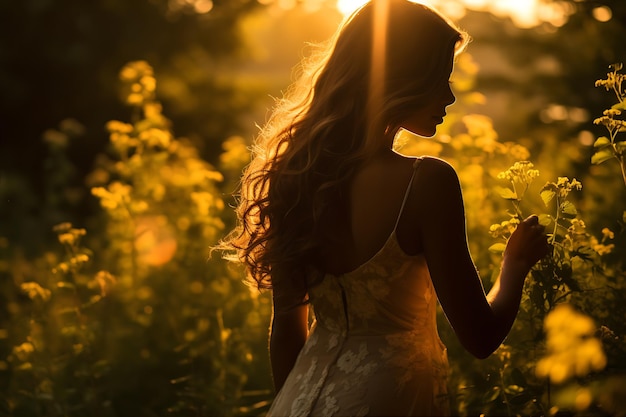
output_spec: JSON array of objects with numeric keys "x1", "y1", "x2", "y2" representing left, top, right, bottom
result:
[{"x1": 219, "y1": 0, "x2": 549, "y2": 415}]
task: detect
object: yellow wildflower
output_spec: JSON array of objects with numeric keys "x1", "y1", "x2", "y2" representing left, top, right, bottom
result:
[
  {"x1": 20, "y1": 282, "x2": 51, "y2": 302},
  {"x1": 536, "y1": 304, "x2": 606, "y2": 384},
  {"x1": 601, "y1": 227, "x2": 615, "y2": 241},
  {"x1": 92, "y1": 270, "x2": 116, "y2": 297},
  {"x1": 13, "y1": 342, "x2": 35, "y2": 361},
  {"x1": 106, "y1": 120, "x2": 133, "y2": 134}
]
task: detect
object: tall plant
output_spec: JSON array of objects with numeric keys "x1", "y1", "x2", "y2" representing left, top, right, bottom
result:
[
  {"x1": 592, "y1": 63, "x2": 626, "y2": 186},
  {"x1": 3, "y1": 61, "x2": 270, "y2": 416}
]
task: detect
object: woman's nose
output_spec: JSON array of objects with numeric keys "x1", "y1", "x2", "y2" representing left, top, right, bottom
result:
[{"x1": 445, "y1": 84, "x2": 456, "y2": 105}]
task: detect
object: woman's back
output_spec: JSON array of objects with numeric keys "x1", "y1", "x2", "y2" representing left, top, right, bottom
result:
[
  {"x1": 267, "y1": 155, "x2": 451, "y2": 416},
  {"x1": 316, "y1": 151, "x2": 423, "y2": 275}
]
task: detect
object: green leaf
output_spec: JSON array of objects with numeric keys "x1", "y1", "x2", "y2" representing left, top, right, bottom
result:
[
  {"x1": 593, "y1": 136, "x2": 611, "y2": 148},
  {"x1": 538, "y1": 214, "x2": 552, "y2": 226},
  {"x1": 616, "y1": 141, "x2": 626, "y2": 152},
  {"x1": 483, "y1": 386, "x2": 501, "y2": 402},
  {"x1": 489, "y1": 243, "x2": 506, "y2": 253},
  {"x1": 573, "y1": 246, "x2": 595, "y2": 261},
  {"x1": 612, "y1": 101, "x2": 626, "y2": 111},
  {"x1": 496, "y1": 187, "x2": 518, "y2": 200},
  {"x1": 540, "y1": 189, "x2": 556, "y2": 206},
  {"x1": 559, "y1": 264, "x2": 581, "y2": 291},
  {"x1": 560, "y1": 200, "x2": 577, "y2": 218},
  {"x1": 591, "y1": 148, "x2": 614, "y2": 164},
  {"x1": 505, "y1": 384, "x2": 525, "y2": 395}
]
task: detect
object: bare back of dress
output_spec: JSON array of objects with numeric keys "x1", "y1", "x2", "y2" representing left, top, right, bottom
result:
[{"x1": 267, "y1": 157, "x2": 450, "y2": 416}]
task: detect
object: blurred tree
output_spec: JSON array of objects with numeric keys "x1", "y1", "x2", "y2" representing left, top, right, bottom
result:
[
  {"x1": 0, "y1": 0, "x2": 261, "y2": 253},
  {"x1": 0, "y1": 0, "x2": 262, "y2": 250},
  {"x1": 459, "y1": 0, "x2": 624, "y2": 142},
  {"x1": 463, "y1": 0, "x2": 625, "y2": 149},
  {"x1": 2, "y1": 60, "x2": 273, "y2": 417},
  {"x1": 447, "y1": 0, "x2": 626, "y2": 239}
]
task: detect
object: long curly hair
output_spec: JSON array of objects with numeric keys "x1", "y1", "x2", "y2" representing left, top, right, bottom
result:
[{"x1": 218, "y1": 0, "x2": 469, "y2": 302}]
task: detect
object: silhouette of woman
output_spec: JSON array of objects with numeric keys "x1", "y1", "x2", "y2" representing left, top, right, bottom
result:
[{"x1": 218, "y1": 1, "x2": 549, "y2": 415}]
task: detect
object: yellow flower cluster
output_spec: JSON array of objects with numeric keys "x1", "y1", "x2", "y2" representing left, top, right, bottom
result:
[
  {"x1": 20, "y1": 282, "x2": 51, "y2": 302},
  {"x1": 488, "y1": 217, "x2": 520, "y2": 239},
  {"x1": 536, "y1": 304, "x2": 606, "y2": 384},
  {"x1": 139, "y1": 128, "x2": 172, "y2": 148},
  {"x1": 593, "y1": 114, "x2": 626, "y2": 132},
  {"x1": 90, "y1": 270, "x2": 117, "y2": 296},
  {"x1": 589, "y1": 227, "x2": 615, "y2": 256},
  {"x1": 555, "y1": 177, "x2": 582, "y2": 196},
  {"x1": 91, "y1": 182, "x2": 133, "y2": 211},
  {"x1": 594, "y1": 63, "x2": 624, "y2": 93},
  {"x1": 591, "y1": 63, "x2": 626, "y2": 186},
  {"x1": 106, "y1": 120, "x2": 134, "y2": 134},
  {"x1": 497, "y1": 161, "x2": 540, "y2": 184},
  {"x1": 53, "y1": 222, "x2": 87, "y2": 246},
  {"x1": 191, "y1": 191, "x2": 223, "y2": 217},
  {"x1": 220, "y1": 136, "x2": 250, "y2": 173},
  {"x1": 53, "y1": 254, "x2": 90, "y2": 275},
  {"x1": 12, "y1": 341, "x2": 35, "y2": 361},
  {"x1": 119, "y1": 60, "x2": 157, "y2": 106}
]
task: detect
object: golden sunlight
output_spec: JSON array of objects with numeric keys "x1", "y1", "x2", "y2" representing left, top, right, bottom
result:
[
  {"x1": 335, "y1": 0, "x2": 572, "y2": 27},
  {"x1": 135, "y1": 215, "x2": 178, "y2": 267},
  {"x1": 336, "y1": 0, "x2": 369, "y2": 15}
]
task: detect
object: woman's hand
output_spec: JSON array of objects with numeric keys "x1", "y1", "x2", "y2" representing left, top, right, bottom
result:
[{"x1": 504, "y1": 215, "x2": 550, "y2": 272}]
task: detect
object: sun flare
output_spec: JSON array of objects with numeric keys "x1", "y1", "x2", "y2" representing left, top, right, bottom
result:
[
  {"x1": 336, "y1": 0, "x2": 369, "y2": 16},
  {"x1": 335, "y1": 0, "x2": 571, "y2": 28},
  {"x1": 336, "y1": 0, "x2": 427, "y2": 16}
]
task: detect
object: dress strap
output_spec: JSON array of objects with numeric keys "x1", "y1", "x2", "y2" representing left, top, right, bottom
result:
[{"x1": 393, "y1": 157, "x2": 424, "y2": 231}]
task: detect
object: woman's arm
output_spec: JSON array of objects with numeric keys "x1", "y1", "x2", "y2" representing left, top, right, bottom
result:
[
  {"x1": 414, "y1": 157, "x2": 548, "y2": 359},
  {"x1": 269, "y1": 295, "x2": 309, "y2": 392}
]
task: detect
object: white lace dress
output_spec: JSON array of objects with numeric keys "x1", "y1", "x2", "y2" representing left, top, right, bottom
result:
[{"x1": 267, "y1": 158, "x2": 450, "y2": 416}]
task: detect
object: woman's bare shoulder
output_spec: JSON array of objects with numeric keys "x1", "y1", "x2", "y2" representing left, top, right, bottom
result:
[
  {"x1": 409, "y1": 156, "x2": 464, "y2": 219},
  {"x1": 412, "y1": 156, "x2": 460, "y2": 190},
  {"x1": 394, "y1": 155, "x2": 462, "y2": 254},
  {"x1": 418, "y1": 155, "x2": 456, "y2": 171}
]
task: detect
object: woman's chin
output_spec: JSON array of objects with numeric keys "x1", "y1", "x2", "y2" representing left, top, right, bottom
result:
[
  {"x1": 416, "y1": 128, "x2": 437, "y2": 138},
  {"x1": 400, "y1": 122, "x2": 438, "y2": 138}
]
